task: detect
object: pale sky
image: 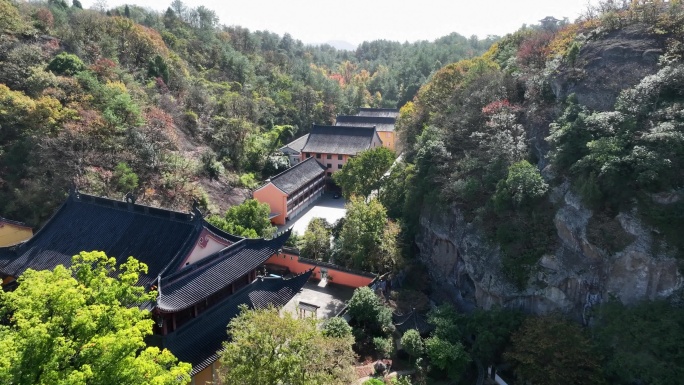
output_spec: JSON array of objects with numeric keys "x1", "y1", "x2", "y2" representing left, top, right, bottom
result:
[{"x1": 79, "y1": 0, "x2": 596, "y2": 46}]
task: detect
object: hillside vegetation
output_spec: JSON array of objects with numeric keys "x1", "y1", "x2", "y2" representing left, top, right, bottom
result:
[
  {"x1": 0, "y1": 0, "x2": 492, "y2": 225},
  {"x1": 395, "y1": 0, "x2": 684, "y2": 286},
  {"x1": 387, "y1": 3, "x2": 684, "y2": 384}
]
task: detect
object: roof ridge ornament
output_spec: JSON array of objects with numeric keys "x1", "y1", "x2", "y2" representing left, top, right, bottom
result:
[
  {"x1": 124, "y1": 192, "x2": 137, "y2": 205},
  {"x1": 69, "y1": 183, "x2": 80, "y2": 199},
  {"x1": 191, "y1": 198, "x2": 203, "y2": 220}
]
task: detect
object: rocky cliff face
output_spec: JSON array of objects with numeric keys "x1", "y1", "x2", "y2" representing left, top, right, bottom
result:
[
  {"x1": 416, "y1": 25, "x2": 684, "y2": 317},
  {"x1": 417, "y1": 181, "x2": 683, "y2": 318}
]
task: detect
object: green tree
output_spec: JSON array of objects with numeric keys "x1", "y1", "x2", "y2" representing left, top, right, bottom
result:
[
  {"x1": 505, "y1": 316, "x2": 605, "y2": 385},
  {"x1": 401, "y1": 329, "x2": 424, "y2": 364},
  {"x1": 114, "y1": 162, "x2": 139, "y2": 192},
  {"x1": 322, "y1": 317, "x2": 353, "y2": 339},
  {"x1": 299, "y1": 217, "x2": 331, "y2": 261},
  {"x1": 466, "y1": 307, "x2": 525, "y2": 369},
  {"x1": 207, "y1": 199, "x2": 275, "y2": 238},
  {"x1": 425, "y1": 336, "x2": 470, "y2": 380},
  {"x1": 0, "y1": 251, "x2": 191, "y2": 384},
  {"x1": 47, "y1": 52, "x2": 86, "y2": 76},
  {"x1": 593, "y1": 300, "x2": 684, "y2": 385},
  {"x1": 336, "y1": 197, "x2": 397, "y2": 272},
  {"x1": 347, "y1": 286, "x2": 395, "y2": 336},
  {"x1": 220, "y1": 306, "x2": 356, "y2": 385},
  {"x1": 332, "y1": 147, "x2": 395, "y2": 198},
  {"x1": 378, "y1": 162, "x2": 414, "y2": 219},
  {"x1": 493, "y1": 160, "x2": 548, "y2": 209}
]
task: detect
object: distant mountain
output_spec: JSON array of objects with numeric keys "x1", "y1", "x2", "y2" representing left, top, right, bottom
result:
[{"x1": 323, "y1": 40, "x2": 357, "y2": 51}]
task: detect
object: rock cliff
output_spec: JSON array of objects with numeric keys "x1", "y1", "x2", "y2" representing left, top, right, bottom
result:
[
  {"x1": 416, "y1": 24, "x2": 683, "y2": 317},
  {"x1": 417, "y1": 182, "x2": 683, "y2": 318}
]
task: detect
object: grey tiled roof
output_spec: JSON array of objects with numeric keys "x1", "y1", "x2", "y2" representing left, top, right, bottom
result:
[
  {"x1": 160, "y1": 269, "x2": 313, "y2": 375},
  {"x1": 0, "y1": 192, "x2": 247, "y2": 287},
  {"x1": 357, "y1": 108, "x2": 399, "y2": 118},
  {"x1": 279, "y1": 134, "x2": 309, "y2": 154},
  {"x1": 0, "y1": 193, "x2": 205, "y2": 286},
  {"x1": 393, "y1": 310, "x2": 434, "y2": 335},
  {"x1": 156, "y1": 230, "x2": 292, "y2": 312},
  {"x1": 263, "y1": 157, "x2": 326, "y2": 195},
  {"x1": 335, "y1": 115, "x2": 396, "y2": 132},
  {"x1": 301, "y1": 124, "x2": 380, "y2": 155}
]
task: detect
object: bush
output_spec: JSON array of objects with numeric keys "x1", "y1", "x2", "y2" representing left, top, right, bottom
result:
[
  {"x1": 113, "y1": 162, "x2": 139, "y2": 193},
  {"x1": 372, "y1": 336, "x2": 394, "y2": 358},
  {"x1": 323, "y1": 317, "x2": 353, "y2": 339},
  {"x1": 348, "y1": 287, "x2": 395, "y2": 337},
  {"x1": 200, "y1": 150, "x2": 224, "y2": 180},
  {"x1": 239, "y1": 173, "x2": 258, "y2": 189},
  {"x1": 47, "y1": 52, "x2": 86, "y2": 76},
  {"x1": 425, "y1": 336, "x2": 470, "y2": 380},
  {"x1": 363, "y1": 379, "x2": 385, "y2": 385},
  {"x1": 401, "y1": 329, "x2": 424, "y2": 361}
]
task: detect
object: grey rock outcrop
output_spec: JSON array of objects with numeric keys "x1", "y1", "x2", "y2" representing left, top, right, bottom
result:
[
  {"x1": 416, "y1": 184, "x2": 683, "y2": 318},
  {"x1": 551, "y1": 24, "x2": 664, "y2": 111}
]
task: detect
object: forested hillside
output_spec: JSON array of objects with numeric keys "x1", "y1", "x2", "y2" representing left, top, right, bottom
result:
[
  {"x1": 0, "y1": 0, "x2": 493, "y2": 225},
  {"x1": 387, "y1": 2, "x2": 684, "y2": 383}
]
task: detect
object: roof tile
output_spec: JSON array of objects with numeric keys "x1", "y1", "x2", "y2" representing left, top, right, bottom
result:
[
  {"x1": 301, "y1": 124, "x2": 379, "y2": 155},
  {"x1": 264, "y1": 157, "x2": 326, "y2": 195}
]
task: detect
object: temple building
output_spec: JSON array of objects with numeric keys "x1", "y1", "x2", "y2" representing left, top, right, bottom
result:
[
  {"x1": 300, "y1": 124, "x2": 383, "y2": 176},
  {"x1": 253, "y1": 157, "x2": 326, "y2": 225},
  {"x1": 336, "y1": 108, "x2": 399, "y2": 151},
  {"x1": 279, "y1": 133, "x2": 309, "y2": 166},
  {"x1": 0, "y1": 191, "x2": 311, "y2": 382},
  {"x1": 0, "y1": 217, "x2": 32, "y2": 247}
]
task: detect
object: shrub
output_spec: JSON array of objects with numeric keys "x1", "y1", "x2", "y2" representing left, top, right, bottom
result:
[
  {"x1": 425, "y1": 336, "x2": 470, "y2": 380},
  {"x1": 47, "y1": 52, "x2": 86, "y2": 76},
  {"x1": 113, "y1": 162, "x2": 139, "y2": 193},
  {"x1": 323, "y1": 317, "x2": 353, "y2": 339},
  {"x1": 401, "y1": 329, "x2": 424, "y2": 362},
  {"x1": 372, "y1": 336, "x2": 393, "y2": 358},
  {"x1": 348, "y1": 287, "x2": 395, "y2": 336},
  {"x1": 239, "y1": 173, "x2": 258, "y2": 189}
]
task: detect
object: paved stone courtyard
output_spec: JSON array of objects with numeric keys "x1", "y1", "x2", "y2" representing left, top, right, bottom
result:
[
  {"x1": 277, "y1": 192, "x2": 346, "y2": 235},
  {"x1": 281, "y1": 279, "x2": 355, "y2": 319}
]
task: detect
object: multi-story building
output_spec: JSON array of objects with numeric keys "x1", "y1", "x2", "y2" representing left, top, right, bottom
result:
[
  {"x1": 0, "y1": 191, "x2": 309, "y2": 383},
  {"x1": 300, "y1": 124, "x2": 383, "y2": 176},
  {"x1": 252, "y1": 157, "x2": 326, "y2": 225},
  {"x1": 337, "y1": 107, "x2": 399, "y2": 151},
  {"x1": 278, "y1": 133, "x2": 309, "y2": 166},
  {"x1": 335, "y1": 114, "x2": 398, "y2": 151}
]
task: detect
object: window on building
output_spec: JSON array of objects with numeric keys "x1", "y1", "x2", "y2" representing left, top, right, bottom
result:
[
  {"x1": 316, "y1": 153, "x2": 321, "y2": 159},
  {"x1": 326, "y1": 154, "x2": 332, "y2": 159},
  {"x1": 327, "y1": 163, "x2": 332, "y2": 169},
  {"x1": 326, "y1": 172, "x2": 332, "y2": 177},
  {"x1": 338, "y1": 154, "x2": 343, "y2": 160},
  {"x1": 305, "y1": 153, "x2": 310, "y2": 158},
  {"x1": 337, "y1": 164, "x2": 342, "y2": 169}
]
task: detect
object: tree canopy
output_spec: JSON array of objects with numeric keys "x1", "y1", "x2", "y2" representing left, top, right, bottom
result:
[
  {"x1": 335, "y1": 197, "x2": 401, "y2": 273},
  {"x1": 207, "y1": 199, "x2": 275, "y2": 238},
  {"x1": 298, "y1": 217, "x2": 331, "y2": 261},
  {"x1": 332, "y1": 147, "x2": 395, "y2": 198},
  {"x1": 0, "y1": 251, "x2": 191, "y2": 385},
  {"x1": 219, "y1": 306, "x2": 356, "y2": 385},
  {"x1": 505, "y1": 316, "x2": 605, "y2": 385}
]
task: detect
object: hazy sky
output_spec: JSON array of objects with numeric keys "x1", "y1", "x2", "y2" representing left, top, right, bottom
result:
[{"x1": 79, "y1": 0, "x2": 596, "y2": 46}]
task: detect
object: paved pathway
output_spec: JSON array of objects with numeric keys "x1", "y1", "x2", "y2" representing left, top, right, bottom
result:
[{"x1": 277, "y1": 193, "x2": 346, "y2": 235}]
